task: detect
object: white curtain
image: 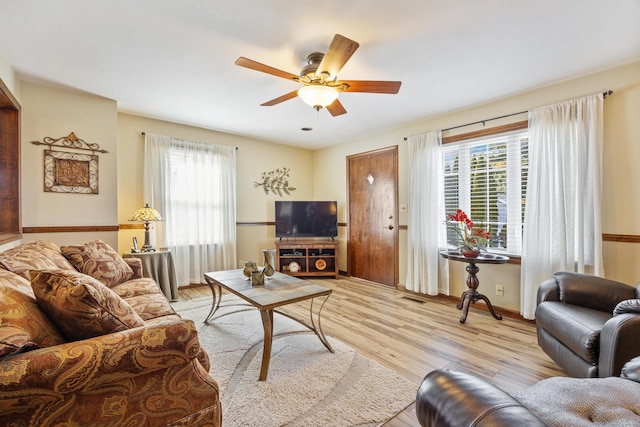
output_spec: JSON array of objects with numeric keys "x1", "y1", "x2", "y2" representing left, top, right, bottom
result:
[
  {"x1": 406, "y1": 130, "x2": 449, "y2": 295},
  {"x1": 520, "y1": 94, "x2": 604, "y2": 319},
  {"x1": 144, "y1": 133, "x2": 237, "y2": 285}
]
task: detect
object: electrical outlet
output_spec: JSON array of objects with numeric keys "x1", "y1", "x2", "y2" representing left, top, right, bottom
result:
[
  {"x1": 238, "y1": 259, "x2": 244, "y2": 268},
  {"x1": 495, "y1": 285, "x2": 505, "y2": 296}
]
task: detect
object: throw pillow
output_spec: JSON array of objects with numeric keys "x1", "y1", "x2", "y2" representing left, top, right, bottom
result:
[
  {"x1": 0, "y1": 326, "x2": 40, "y2": 357},
  {"x1": 0, "y1": 240, "x2": 76, "y2": 280},
  {"x1": 621, "y1": 356, "x2": 640, "y2": 383},
  {"x1": 30, "y1": 269, "x2": 144, "y2": 341},
  {"x1": 0, "y1": 271, "x2": 66, "y2": 357},
  {"x1": 613, "y1": 299, "x2": 640, "y2": 316},
  {"x1": 61, "y1": 239, "x2": 134, "y2": 288}
]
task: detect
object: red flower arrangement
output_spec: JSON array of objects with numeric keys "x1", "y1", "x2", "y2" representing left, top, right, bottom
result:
[{"x1": 447, "y1": 209, "x2": 491, "y2": 252}]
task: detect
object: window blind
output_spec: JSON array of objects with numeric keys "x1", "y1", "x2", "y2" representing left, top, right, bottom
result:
[{"x1": 441, "y1": 129, "x2": 528, "y2": 254}]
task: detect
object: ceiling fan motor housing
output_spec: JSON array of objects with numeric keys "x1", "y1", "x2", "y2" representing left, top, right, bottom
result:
[{"x1": 300, "y1": 52, "x2": 328, "y2": 82}]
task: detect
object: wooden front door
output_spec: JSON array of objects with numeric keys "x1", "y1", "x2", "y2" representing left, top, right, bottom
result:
[{"x1": 347, "y1": 146, "x2": 398, "y2": 287}]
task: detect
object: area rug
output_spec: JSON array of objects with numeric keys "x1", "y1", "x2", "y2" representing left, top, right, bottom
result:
[{"x1": 171, "y1": 296, "x2": 417, "y2": 427}]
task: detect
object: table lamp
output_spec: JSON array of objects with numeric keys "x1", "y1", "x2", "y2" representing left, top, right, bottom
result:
[{"x1": 129, "y1": 203, "x2": 163, "y2": 252}]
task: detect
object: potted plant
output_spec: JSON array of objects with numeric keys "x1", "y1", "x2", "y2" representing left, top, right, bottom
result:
[{"x1": 446, "y1": 209, "x2": 491, "y2": 258}]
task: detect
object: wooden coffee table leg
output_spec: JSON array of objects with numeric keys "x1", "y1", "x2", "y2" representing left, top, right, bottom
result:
[
  {"x1": 203, "y1": 278, "x2": 223, "y2": 324},
  {"x1": 259, "y1": 309, "x2": 274, "y2": 381},
  {"x1": 309, "y1": 295, "x2": 334, "y2": 353}
]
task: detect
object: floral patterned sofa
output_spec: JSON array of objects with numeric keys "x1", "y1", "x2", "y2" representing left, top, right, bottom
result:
[{"x1": 0, "y1": 239, "x2": 221, "y2": 427}]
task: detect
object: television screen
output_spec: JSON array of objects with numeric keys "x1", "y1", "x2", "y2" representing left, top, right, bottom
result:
[{"x1": 275, "y1": 201, "x2": 338, "y2": 238}]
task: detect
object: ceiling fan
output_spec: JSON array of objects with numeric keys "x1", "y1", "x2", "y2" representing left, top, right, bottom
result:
[{"x1": 235, "y1": 34, "x2": 401, "y2": 116}]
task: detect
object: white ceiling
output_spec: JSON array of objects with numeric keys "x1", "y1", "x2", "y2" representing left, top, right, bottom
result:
[{"x1": 1, "y1": 1, "x2": 639, "y2": 149}]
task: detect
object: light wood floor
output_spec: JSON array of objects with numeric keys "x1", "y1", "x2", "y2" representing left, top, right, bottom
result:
[{"x1": 178, "y1": 275, "x2": 566, "y2": 426}]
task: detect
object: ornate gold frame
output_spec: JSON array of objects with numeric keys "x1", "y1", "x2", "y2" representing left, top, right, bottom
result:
[
  {"x1": 31, "y1": 132, "x2": 106, "y2": 195},
  {"x1": 44, "y1": 150, "x2": 98, "y2": 194}
]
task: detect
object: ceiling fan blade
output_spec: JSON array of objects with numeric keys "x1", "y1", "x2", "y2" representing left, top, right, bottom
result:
[
  {"x1": 235, "y1": 57, "x2": 298, "y2": 81},
  {"x1": 261, "y1": 90, "x2": 299, "y2": 106},
  {"x1": 317, "y1": 34, "x2": 360, "y2": 80},
  {"x1": 326, "y1": 99, "x2": 347, "y2": 117},
  {"x1": 337, "y1": 80, "x2": 402, "y2": 94}
]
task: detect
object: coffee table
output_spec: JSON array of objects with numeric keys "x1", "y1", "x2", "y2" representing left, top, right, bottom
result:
[{"x1": 203, "y1": 269, "x2": 334, "y2": 381}]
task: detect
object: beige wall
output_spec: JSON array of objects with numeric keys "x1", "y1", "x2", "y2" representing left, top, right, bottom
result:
[
  {"x1": 315, "y1": 61, "x2": 640, "y2": 311},
  {"x1": 18, "y1": 81, "x2": 120, "y2": 248},
  {"x1": 116, "y1": 113, "x2": 315, "y2": 268}
]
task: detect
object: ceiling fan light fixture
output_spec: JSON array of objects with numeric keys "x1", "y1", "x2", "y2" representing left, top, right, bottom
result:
[{"x1": 298, "y1": 85, "x2": 338, "y2": 110}]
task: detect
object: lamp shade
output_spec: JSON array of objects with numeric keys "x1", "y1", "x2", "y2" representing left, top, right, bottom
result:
[
  {"x1": 298, "y1": 85, "x2": 339, "y2": 109},
  {"x1": 129, "y1": 204, "x2": 163, "y2": 222}
]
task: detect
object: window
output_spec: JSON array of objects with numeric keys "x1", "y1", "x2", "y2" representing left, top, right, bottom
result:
[
  {"x1": 167, "y1": 146, "x2": 225, "y2": 245},
  {"x1": 441, "y1": 128, "x2": 528, "y2": 254},
  {"x1": 144, "y1": 133, "x2": 237, "y2": 283}
]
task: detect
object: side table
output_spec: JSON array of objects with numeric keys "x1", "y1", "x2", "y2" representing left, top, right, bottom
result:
[
  {"x1": 440, "y1": 250, "x2": 509, "y2": 323},
  {"x1": 124, "y1": 251, "x2": 179, "y2": 301}
]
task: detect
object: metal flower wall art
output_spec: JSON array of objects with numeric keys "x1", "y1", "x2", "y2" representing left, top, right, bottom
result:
[{"x1": 254, "y1": 167, "x2": 296, "y2": 197}]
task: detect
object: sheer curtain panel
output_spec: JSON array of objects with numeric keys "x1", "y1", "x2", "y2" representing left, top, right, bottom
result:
[
  {"x1": 406, "y1": 130, "x2": 449, "y2": 295},
  {"x1": 143, "y1": 133, "x2": 237, "y2": 285},
  {"x1": 520, "y1": 94, "x2": 604, "y2": 319}
]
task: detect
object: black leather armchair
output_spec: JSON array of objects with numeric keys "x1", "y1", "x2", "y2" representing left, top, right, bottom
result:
[{"x1": 535, "y1": 271, "x2": 640, "y2": 377}]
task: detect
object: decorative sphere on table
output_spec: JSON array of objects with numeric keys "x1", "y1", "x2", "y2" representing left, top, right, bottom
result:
[{"x1": 243, "y1": 261, "x2": 257, "y2": 278}]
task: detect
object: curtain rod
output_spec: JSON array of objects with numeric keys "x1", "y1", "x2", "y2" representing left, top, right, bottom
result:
[
  {"x1": 403, "y1": 90, "x2": 613, "y2": 141},
  {"x1": 141, "y1": 131, "x2": 238, "y2": 150}
]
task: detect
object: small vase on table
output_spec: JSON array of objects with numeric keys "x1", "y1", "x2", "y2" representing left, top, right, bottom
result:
[
  {"x1": 461, "y1": 248, "x2": 481, "y2": 258},
  {"x1": 243, "y1": 261, "x2": 258, "y2": 280},
  {"x1": 262, "y1": 249, "x2": 276, "y2": 278}
]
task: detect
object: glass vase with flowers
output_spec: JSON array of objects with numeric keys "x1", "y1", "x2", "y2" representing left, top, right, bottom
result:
[{"x1": 446, "y1": 209, "x2": 491, "y2": 258}]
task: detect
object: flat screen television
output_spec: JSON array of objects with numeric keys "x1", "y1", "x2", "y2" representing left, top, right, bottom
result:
[{"x1": 275, "y1": 201, "x2": 338, "y2": 238}]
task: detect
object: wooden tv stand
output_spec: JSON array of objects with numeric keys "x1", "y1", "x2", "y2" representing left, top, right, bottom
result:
[{"x1": 275, "y1": 240, "x2": 338, "y2": 278}]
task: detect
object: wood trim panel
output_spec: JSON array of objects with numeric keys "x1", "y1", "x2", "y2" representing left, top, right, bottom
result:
[
  {"x1": 603, "y1": 233, "x2": 640, "y2": 243},
  {"x1": 24, "y1": 222, "x2": 350, "y2": 233},
  {"x1": 243, "y1": 223, "x2": 637, "y2": 243},
  {"x1": 23, "y1": 226, "x2": 120, "y2": 233},
  {"x1": 119, "y1": 223, "x2": 144, "y2": 230},
  {"x1": 442, "y1": 120, "x2": 529, "y2": 144},
  {"x1": 0, "y1": 78, "x2": 21, "y2": 245}
]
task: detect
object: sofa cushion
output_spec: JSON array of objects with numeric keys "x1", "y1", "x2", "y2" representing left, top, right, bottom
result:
[
  {"x1": 535, "y1": 301, "x2": 611, "y2": 363},
  {"x1": 0, "y1": 270, "x2": 66, "y2": 357},
  {"x1": 112, "y1": 277, "x2": 178, "y2": 321},
  {"x1": 60, "y1": 240, "x2": 134, "y2": 288},
  {"x1": 30, "y1": 269, "x2": 144, "y2": 341},
  {"x1": 0, "y1": 240, "x2": 76, "y2": 280}
]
